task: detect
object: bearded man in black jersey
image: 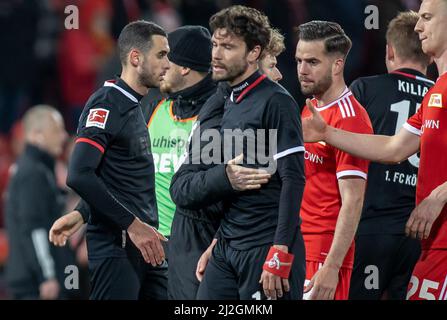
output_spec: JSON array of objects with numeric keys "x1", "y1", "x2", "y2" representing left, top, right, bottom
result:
[{"x1": 195, "y1": 5, "x2": 306, "y2": 300}]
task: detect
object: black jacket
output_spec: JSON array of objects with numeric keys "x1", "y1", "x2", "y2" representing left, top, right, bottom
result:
[
  {"x1": 5, "y1": 144, "x2": 75, "y2": 296},
  {"x1": 169, "y1": 82, "x2": 233, "y2": 224},
  {"x1": 144, "y1": 73, "x2": 216, "y2": 121}
]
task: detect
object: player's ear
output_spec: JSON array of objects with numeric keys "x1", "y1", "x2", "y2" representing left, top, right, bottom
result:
[
  {"x1": 386, "y1": 44, "x2": 395, "y2": 62},
  {"x1": 332, "y1": 57, "x2": 344, "y2": 76},
  {"x1": 129, "y1": 49, "x2": 141, "y2": 68},
  {"x1": 248, "y1": 45, "x2": 262, "y2": 64},
  {"x1": 181, "y1": 67, "x2": 191, "y2": 76}
]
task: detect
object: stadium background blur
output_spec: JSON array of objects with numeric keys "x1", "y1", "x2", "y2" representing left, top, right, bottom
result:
[{"x1": 0, "y1": 0, "x2": 433, "y2": 299}]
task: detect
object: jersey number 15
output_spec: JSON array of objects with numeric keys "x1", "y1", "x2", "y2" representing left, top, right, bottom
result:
[{"x1": 390, "y1": 100, "x2": 421, "y2": 168}]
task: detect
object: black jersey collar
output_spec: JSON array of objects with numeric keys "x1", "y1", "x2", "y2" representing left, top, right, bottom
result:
[
  {"x1": 103, "y1": 76, "x2": 144, "y2": 103},
  {"x1": 391, "y1": 68, "x2": 434, "y2": 85},
  {"x1": 230, "y1": 70, "x2": 267, "y2": 103}
]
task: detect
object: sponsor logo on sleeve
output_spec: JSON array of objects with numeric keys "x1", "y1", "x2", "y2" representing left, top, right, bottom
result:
[
  {"x1": 86, "y1": 108, "x2": 110, "y2": 129},
  {"x1": 428, "y1": 94, "x2": 443, "y2": 108}
]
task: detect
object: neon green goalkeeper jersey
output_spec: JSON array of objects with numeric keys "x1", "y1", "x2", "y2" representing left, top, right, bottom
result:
[{"x1": 148, "y1": 99, "x2": 197, "y2": 237}]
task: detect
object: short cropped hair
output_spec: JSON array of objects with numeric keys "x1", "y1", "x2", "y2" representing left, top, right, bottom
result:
[
  {"x1": 117, "y1": 20, "x2": 166, "y2": 65},
  {"x1": 23, "y1": 105, "x2": 60, "y2": 135},
  {"x1": 386, "y1": 11, "x2": 431, "y2": 66}
]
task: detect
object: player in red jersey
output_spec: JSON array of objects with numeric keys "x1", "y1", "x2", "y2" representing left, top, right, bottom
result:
[
  {"x1": 303, "y1": 0, "x2": 447, "y2": 300},
  {"x1": 295, "y1": 21, "x2": 373, "y2": 300}
]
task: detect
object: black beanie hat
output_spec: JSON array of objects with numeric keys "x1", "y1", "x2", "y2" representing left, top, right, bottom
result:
[{"x1": 167, "y1": 25, "x2": 212, "y2": 72}]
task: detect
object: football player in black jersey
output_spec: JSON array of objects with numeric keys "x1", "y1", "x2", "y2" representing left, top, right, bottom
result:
[
  {"x1": 51, "y1": 21, "x2": 170, "y2": 300},
  {"x1": 349, "y1": 11, "x2": 433, "y2": 300},
  {"x1": 195, "y1": 5, "x2": 306, "y2": 300}
]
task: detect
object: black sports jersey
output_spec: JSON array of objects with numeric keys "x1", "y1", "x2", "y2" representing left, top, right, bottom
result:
[
  {"x1": 350, "y1": 68, "x2": 434, "y2": 234},
  {"x1": 68, "y1": 76, "x2": 157, "y2": 259},
  {"x1": 218, "y1": 71, "x2": 305, "y2": 250}
]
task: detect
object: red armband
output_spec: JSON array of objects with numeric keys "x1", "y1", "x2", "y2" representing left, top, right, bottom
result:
[{"x1": 263, "y1": 246, "x2": 294, "y2": 279}]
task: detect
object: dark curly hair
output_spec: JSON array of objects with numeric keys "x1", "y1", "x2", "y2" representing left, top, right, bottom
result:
[{"x1": 209, "y1": 5, "x2": 271, "y2": 53}]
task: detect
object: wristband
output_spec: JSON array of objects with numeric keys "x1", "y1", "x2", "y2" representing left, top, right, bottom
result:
[{"x1": 263, "y1": 246, "x2": 294, "y2": 279}]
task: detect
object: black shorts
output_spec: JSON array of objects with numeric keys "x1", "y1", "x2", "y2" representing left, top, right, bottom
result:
[
  {"x1": 349, "y1": 234, "x2": 421, "y2": 300},
  {"x1": 196, "y1": 237, "x2": 305, "y2": 300},
  {"x1": 168, "y1": 213, "x2": 219, "y2": 300},
  {"x1": 89, "y1": 255, "x2": 168, "y2": 300}
]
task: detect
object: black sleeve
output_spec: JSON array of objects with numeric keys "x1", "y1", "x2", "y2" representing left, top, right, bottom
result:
[
  {"x1": 74, "y1": 199, "x2": 90, "y2": 223},
  {"x1": 67, "y1": 103, "x2": 136, "y2": 230},
  {"x1": 274, "y1": 153, "x2": 305, "y2": 246},
  {"x1": 170, "y1": 164, "x2": 233, "y2": 209},
  {"x1": 169, "y1": 81, "x2": 233, "y2": 209},
  {"x1": 67, "y1": 142, "x2": 136, "y2": 230},
  {"x1": 264, "y1": 92, "x2": 305, "y2": 247},
  {"x1": 264, "y1": 92, "x2": 304, "y2": 160},
  {"x1": 20, "y1": 170, "x2": 57, "y2": 283}
]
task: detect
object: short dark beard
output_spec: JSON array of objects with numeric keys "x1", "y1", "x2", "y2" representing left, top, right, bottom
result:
[
  {"x1": 300, "y1": 72, "x2": 332, "y2": 96},
  {"x1": 138, "y1": 59, "x2": 158, "y2": 88},
  {"x1": 212, "y1": 59, "x2": 249, "y2": 82}
]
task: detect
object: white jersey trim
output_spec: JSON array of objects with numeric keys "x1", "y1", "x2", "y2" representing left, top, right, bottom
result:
[
  {"x1": 403, "y1": 123, "x2": 421, "y2": 136},
  {"x1": 104, "y1": 81, "x2": 138, "y2": 103},
  {"x1": 273, "y1": 146, "x2": 305, "y2": 160},
  {"x1": 314, "y1": 87, "x2": 351, "y2": 112},
  {"x1": 337, "y1": 96, "x2": 357, "y2": 119},
  {"x1": 336, "y1": 170, "x2": 367, "y2": 180},
  {"x1": 416, "y1": 75, "x2": 435, "y2": 85}
]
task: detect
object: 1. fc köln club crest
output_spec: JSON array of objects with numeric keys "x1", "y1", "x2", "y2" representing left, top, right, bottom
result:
[{"x1": 86, "y1": 108, "x2": 110, "y2": 129}]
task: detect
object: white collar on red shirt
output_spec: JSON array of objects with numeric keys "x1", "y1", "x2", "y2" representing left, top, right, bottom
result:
[{"x1": 312, "y1": 87, "x2": 351, "y2": 112}]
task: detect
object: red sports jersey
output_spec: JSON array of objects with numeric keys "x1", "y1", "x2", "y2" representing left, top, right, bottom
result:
[
  {"x1": 301, "y1": 88, "x2": 373, "y2": 268},
  {"x1": 404, "y1": 72, "x2": 447, "y2": 250}
]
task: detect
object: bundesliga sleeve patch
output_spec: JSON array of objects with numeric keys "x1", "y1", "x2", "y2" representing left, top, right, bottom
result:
[
  {"x1": 86, "y1": 108, "x2": 110, "y2": 129},
  {"x1": 428, "y1": 94, "x2": 443, "y2": 108}
]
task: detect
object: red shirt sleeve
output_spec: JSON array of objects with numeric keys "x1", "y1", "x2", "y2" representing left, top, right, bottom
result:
[
  {"x1": 333, "y1": 100, "x2": 373, "y2": 179},
  {"x1": 404, "y1": 103, "x2": 423, "y2": 136}
]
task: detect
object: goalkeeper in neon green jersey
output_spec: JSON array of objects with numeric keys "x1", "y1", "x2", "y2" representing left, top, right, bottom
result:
[{"x1": 146, "y1": 25, "x2": 216, "y2": 239}]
